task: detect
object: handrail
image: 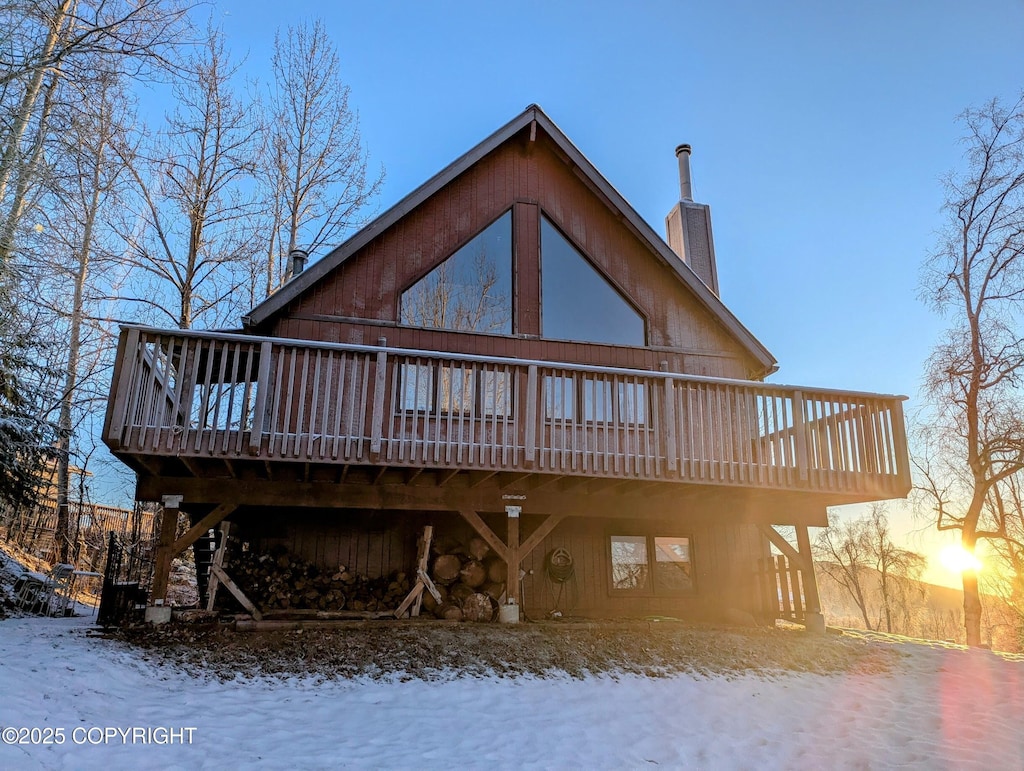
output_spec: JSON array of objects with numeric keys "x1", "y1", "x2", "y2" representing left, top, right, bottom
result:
[
  {"x1": 105, "y1": 326, "x2": 912, "y2": 497},
  {"x1": 118, "y1": 325, "x2": 908, "y2": 402}
]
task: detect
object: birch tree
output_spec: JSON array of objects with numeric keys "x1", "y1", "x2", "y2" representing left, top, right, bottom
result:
[
  {"x1": 260, "y1": 20, "x2": 382, "y2": 294},
  {"x1": 27, "y1": 70, "x2": 130, "y2": 562},
  {"x1": 116, "y1": 28, "x2": 261, "y2": 329},
  {"x1": 917, "y1": 95, "x2": 1024, "y2": 647},
  {"x1": 0, "y1": 0, "x2": 190, "y2": 266}
]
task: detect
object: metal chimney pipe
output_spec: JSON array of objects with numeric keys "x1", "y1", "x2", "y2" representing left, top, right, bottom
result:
[
  {"x1": 289, "y1": 248, "x2": 308, "y2": 278},
  {"x1": 675, "y1": 143, "x2": 693, "y2": 202}
]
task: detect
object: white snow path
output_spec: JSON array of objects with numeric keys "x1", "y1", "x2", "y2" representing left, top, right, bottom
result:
[{"x1": 1, "y1": 616, "x2": 1022, "y2": 770}]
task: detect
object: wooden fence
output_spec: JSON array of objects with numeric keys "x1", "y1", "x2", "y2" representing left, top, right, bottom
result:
[
  {"x1": 759, "y1": 554, "x2": 808, "y2": 623},
  {"x1": 2, "y1": 499, "x2": 155, "y2": 571}
]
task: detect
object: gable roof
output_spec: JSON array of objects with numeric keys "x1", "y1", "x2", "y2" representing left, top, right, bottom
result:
[{"x1": 243, "y1": 105, "x2": 778, "y2": 376}]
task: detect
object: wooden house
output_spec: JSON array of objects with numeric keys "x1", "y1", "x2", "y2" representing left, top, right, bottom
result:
[{"x1": 102, "y1": 105, "x2": 910, "y2": 627}]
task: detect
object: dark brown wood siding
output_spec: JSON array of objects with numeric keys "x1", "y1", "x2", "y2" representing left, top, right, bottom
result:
[
  {"x1": 261, "y1": 129, "x2": 759, "y2": 380},
  {"x1": 234, "y1": 508, "x2": 771, "y2": 621}
]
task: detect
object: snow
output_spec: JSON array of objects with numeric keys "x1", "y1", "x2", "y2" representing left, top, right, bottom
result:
[{"x1": 1, "y1": 616, "x2": 1022, "y2": 770}]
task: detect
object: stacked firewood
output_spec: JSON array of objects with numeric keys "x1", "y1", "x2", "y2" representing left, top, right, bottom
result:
[
  {"x1": 421, "y1": 536, "x2": 507, "y2": 622},
  {"x1": 224, "y1": 545, "x2": 411, "y2": 613}
]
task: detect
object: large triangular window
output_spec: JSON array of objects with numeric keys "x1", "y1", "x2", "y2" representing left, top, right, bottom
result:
[
  {"x1": 541, "y1": 216, "x2": 645, "y2": 346},
  {"x1": 400, "y1": 211, "x2": 512, "y2": 334}
]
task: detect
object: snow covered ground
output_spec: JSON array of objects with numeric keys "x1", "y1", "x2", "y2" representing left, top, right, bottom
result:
[{"x1": 0, "y1": 615, "x2": 1022, "y2": 770}]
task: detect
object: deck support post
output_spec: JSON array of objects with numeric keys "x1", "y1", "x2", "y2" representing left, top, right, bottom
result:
[
  {"x1": 150, "y1": 494, "x2": 182, "y2": 603},
  {"x1": 795, "y1": 524, "x2": 824, "y2": 634},
  {"x1": 457, "y1": 507, "x2": 568, "y2": 616},
  {"x1": 506, "y1": 506, "x2": 521, "y2": 607}
]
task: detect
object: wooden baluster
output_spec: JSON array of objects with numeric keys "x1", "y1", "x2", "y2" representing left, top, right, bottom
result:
[
  {"x1": 891, "y1": 398, "x2": 910, "y2": 493},
  {"x1": 792, "y1": 390, "x2": 808, "y2": 483},
  {"x1": 524, "y1": 364, "x2": 537, "y2": 467},
  {"x1": 104, "y1": 327, "x2": 141, "y2": 450},
  {"x1": 369, "y1": 339, "x2": 388, "y2": 457},
  {"x1": 332, "y1": 352, "x2": 348, "y2": 460},
  {"x1": 319, "y1": 350, "x2": 334, "y2": 461},
  {"x1": 248, "y1": 341, "x2": 273, "y2": 456}
]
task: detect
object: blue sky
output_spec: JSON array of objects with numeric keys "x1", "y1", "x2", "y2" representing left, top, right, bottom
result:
[
  {"x1": 209, "y1": 0, "x2": 1024, "y2": 400},
  {"x1": 130, "y1": 0, "x2": 1024, "y2": 583}
]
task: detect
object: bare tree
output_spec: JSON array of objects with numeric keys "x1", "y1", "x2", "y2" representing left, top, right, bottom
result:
[
  {"x1": 864, "y1": 505, "x2": 926, "y2": 633},
  {"x1": 115, "y1": 28, "x2": 261, "y2": 329},
  {"x1": 25, "y1": 69, "x2": 130, "y2": 562},
  {"x1": 815, "y1": 514, "x2": 876, "y2": 630},
  {"x1": 0, "y1": 0, "x2": 190, "y2": 88},
  {"x1": 980, "y1": 472, "x2": 1024, "y2": 640},
  {"x1": 815, "y1": 505, "x2": 926, "y2": 634},
  {"x1": 260, "y1": 20, "x2": 382, "y2": 294},
  {"x1": 916, "y1": 95, "x2": 1024, "y2": 647},
  {"x1": 0, "y1": 0, "x2": 190, "y2": 266}
]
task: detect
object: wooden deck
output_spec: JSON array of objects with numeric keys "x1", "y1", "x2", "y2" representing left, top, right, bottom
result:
[{"x1": 103, "y1": 327, "x2": 911, "y2": 501}]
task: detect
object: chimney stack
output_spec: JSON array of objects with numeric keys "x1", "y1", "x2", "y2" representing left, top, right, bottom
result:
[
  {"x1": 675, "y1": 143, "x2": 693, "y2": 201},
  {"x1": 665, "y1": 143, "x2": 719, "y2": 296},
  {"x1": 288, "y1": 248, "x2": 308, "y2": 280}
]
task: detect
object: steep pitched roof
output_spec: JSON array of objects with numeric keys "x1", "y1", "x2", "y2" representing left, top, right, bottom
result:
[{"x1": 243, "y1": 105, "x2": 777, "y2": 376}]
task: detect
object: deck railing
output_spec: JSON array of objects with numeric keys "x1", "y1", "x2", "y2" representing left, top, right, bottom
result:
[{"x1": 104, "y1": 327, "x2": 911, "y2": 497}]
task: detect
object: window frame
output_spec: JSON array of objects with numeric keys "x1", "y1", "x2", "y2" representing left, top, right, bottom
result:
[
  {"x1": 397, "y1": 208, "x2": 515, "y2": 336},
  {"x1": 538, "y1": 212, "x2": 649, "y2": 347},
  {"x1": 607, "y1": 531, "x2": 695, "y2": 597}
]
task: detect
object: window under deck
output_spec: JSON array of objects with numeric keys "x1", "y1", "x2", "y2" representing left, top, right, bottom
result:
[{"x1": 103, "y1": 327, "x2": 911, "y2": 504}]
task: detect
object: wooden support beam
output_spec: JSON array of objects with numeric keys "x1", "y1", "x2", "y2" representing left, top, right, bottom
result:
[
  {"x1": 395, "y1": 526, "x2": 442, "y2": 619},
  {"x1": 172, "y1": 503, "x2": 237, "y2": 558},
  {"x1": 467, "y1": 470, "x2": 499, "y2": 488},
  {"x1": 179, "y1": 456, "x2": 204, "y2": 477},
  {"x1": 590, "y1": 477, "x2": 638, "y2": 494},
  {"x1": 210, "y1": 564, "x2": 263, "y2": 621},
  {"x1": 136, "y1": 475, "x2": 832, "y2": 526},
  {"x1": 507, "y1": 508, "x2": 520, "y2": 606},
  {"x1": 519, "y1": 512, "x2": 567, "y2": 559},
  {"x1": 757, "y1": 524, "x2": 805, "y2": 568},
  {"x1": 372, "y1": 465, "x2": 388, "y2": 484},
  {"x1": 457, "y1": 510, "x2": 509, "y2": 562},
  {"x1": 394, "y1": 583, "x2": 424, "y2": 618},
  {"x1": 405, "y1": 467, "x2": 425, "y2": 484},
  {"x1": 557, "y1": 476, "x2": 590, "y2": 493},
  {"x1": 150, "y1": 495, "x2": 182, "y2": 603},
  {"x1": 436, "y1": 468, "x2": 460, "y2": 487},
  {"x1": 417, "y1": 568, "x2": 442, "y2": 605},
  {"x1": 205, "y1": 521, "x2": 231, "y2": 612},
  {"x1": 499, "y1": 472, "x2": 533, "y2": 489},
  {"x1": 521, "y1": 474, "x2": 565, "y2": 492},
  {"x1": 795, "y1": 524, "x2": 822, "y2": 615}
]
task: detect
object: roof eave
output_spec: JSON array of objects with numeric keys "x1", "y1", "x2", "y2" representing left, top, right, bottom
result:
[
  {"x1": 244, "y1": 106, "x2": 544, "y2": 328},
  {"x1": 244, "y1": 104, "x2": 777, "y2": 376}
]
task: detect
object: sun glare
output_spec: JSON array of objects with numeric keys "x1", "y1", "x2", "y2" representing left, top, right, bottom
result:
[{"x1": 938, "y1": 544, "x2": 983, "y2": 574}]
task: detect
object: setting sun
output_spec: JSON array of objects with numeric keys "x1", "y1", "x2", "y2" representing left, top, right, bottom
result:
[{"x1": 938, "y1": 544, "x2": 983, "y2": 574}]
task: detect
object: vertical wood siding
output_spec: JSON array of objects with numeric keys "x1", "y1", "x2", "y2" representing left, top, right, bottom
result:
[
  {"x1": 263, "y1": 130, "x2": 757, "y2": 380},
  {"x1": 238, "y1": 510, "x2": 772, "y2": 620}
]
